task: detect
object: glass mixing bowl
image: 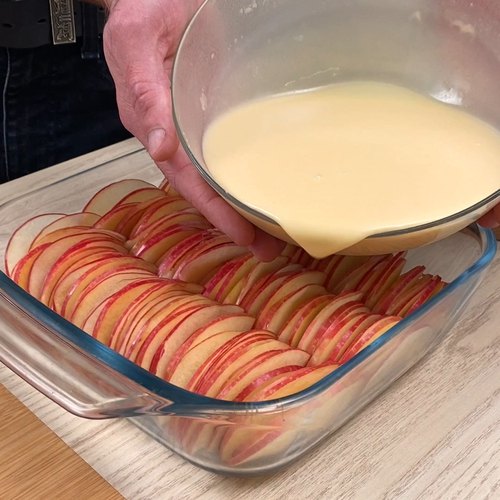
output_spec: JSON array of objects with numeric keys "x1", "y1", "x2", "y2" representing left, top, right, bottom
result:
[{"x1": 172, "y1": 0, "x2": 500, "y2": 255}]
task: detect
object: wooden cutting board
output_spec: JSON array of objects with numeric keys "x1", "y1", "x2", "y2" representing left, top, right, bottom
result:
[{"x1": 0, "y1": 384, "x2": 122, "y2": 500}]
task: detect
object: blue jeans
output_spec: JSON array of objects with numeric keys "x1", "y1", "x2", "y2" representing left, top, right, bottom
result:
[{"x1": 0, "y1": 41, "x2": 130, "y2": 183}]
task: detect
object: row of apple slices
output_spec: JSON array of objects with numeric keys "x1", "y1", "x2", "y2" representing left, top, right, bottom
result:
[{"x1": 4, "y1": 178, "x2": 445, "y2": 403}]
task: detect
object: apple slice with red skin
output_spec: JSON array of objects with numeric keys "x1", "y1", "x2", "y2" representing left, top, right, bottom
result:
[
  {"x1": 69, "y1": 270, "x2": 157, "y2": 328},
  {"x1": 191, "y1": 337, "x2": 291, "y2": 397},
  {"x1": 355, "y1": 253, "x2": 405, "y2": 296},
  {"x1": 157, "y1": 229, "x2": 222, "y2": 278},
  {"x1": 163, "y1": 330, "x2": 246, "y2": 386},
  {"x1": 203, "y1": 255, "x2": 247, "y2": 300},
  {"x1": 83, "y1": 278, "x2": 189, "y2": 344},
  {"x1": 27, "y1": 233, "x2": 127, "y2": 299},
  {"x1": 364, "y1": 254, "x2": 407, "y2": 309},
  {"x1": 39, "y1": 240, "x2": 130, "y2": 305},
  {"x1": 238, "y1": 265, "x2": 304, "y2": 315},
  {"x1": 233, "y1": 255, "x2": 290, "y2": 306},
  {"x1": 30, "y1": 226, "x2": 126, "y2": 249},
  {"x1": 107, "y1": 187, "x2": 166, "y2": 212},
  {"x1": 160, "y1": 314, "x2": 255, "y2": 382},
  {"x1": 61, "y1": 260, "x2": 154, "y2": 318},
  {"x1": 313, "y1": 253, "x2": 342, "y2": 273},
  {"x1": 5, "y1": 213, "x2": 65, "y2": 277},
  {"x1": 130, "y1": 224, "x2": 204, "y2": 264},
  {"x1": 339, "y1": 315, "x2": 401, "y2": 363},
  {"x1": 136, "y1": 303, "x2": 244, "y2": 371},
  {"x1": 113, "y1": 292, "x2": 204, "y2": 355},
  {"x1": 384, "y1": 273, "x2": 435, "y2": 316},
  {"x1": 10, "y1": 243, "x2": 52, "y2": 289},
  {"x1": 121, "y1": 296, "x2": 214, "y2": 359},
  {"x1": 185, "y1": 331, "x2": 277, "y2": 391},
  {"x1": 309, "y1": 312, "x2": 383, "y2": 366},
  {"x1": 392, "y1": 276, "x2": 445, "y2": 317},
  {"x1": 59, "y1": 256, "x2": 156, "y2": 318},
  {"x1": 256, "y1": 283, "x2": 327, "y2": 333},
  {"x1": 49, "y1": 251, "x2": 139, "y2": 312},
  {"x1": 278, "y1": 294, "x2": 334, "y2": 346},
  {"x1": 127, "y1": 209, "x2": 209, "y2": 248},
  {"x1": 372, "y1": 265, "x2": 426, "y2": 314},
  {"x1": 172, "y1": 242, "x2": 249, "y2": 285},
  {"x1": 233, "y1": 365, "x2": 303, "y2": 401},
  {"x1": 112, "y1": 196, "x2": 174, "y2": 237},
  {"x1": 29, "y1": 212, "x2": 103, "y2": 250},
  {"x1": 242, "y1": 364, "x2": 339, "y2": 402},
  {"x1": 187, "y1": 333, "x2": 278, "y2": 394},
  {"x1": 296, "y1": 291, "x2": 365, "y2": 353},
  {"x1": 108, "y1": 284, "x2": 197, "y2": 351},
  {"x1": 324, "y1": 255, "x2": 372, "y2": 292},
  {"x1": 128, "y1": 196, "x2": 193, "y2": 237},
  {"x1": 303, "y1": 303, "x2": 371, "y2": 357},
  {"x1": 92, "y1": 203, "x2": 138, "y2": 232},
  {"x1": 333, "y1": 254, "x2": 388, "y2": 294},
  {"x1": 82, "y1": 179, "x2": 157, "y2": 215},
  {"x1": 49, "y1": 251, "x2": 129, "y2": 312},
  {"x1": 255, "y1": 270, "x2": 326, "y2": 326}
]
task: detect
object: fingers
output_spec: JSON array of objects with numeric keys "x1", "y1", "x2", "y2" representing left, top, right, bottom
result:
[
  {"x1": 158, "y1": 147, "x2": 285, "y2": 261},
  {"x1": 478, "y1": 203, "x2": 500, "y2": 228}
]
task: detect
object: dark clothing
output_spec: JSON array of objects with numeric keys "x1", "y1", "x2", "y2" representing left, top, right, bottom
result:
[{"x1": 0, "y1": 40, "x2": 130, "y2": 183}]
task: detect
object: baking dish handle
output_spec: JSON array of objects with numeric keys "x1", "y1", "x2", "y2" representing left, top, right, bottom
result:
[{"x1": 0, "y1": 288, "x2": 191, "y2": 419}]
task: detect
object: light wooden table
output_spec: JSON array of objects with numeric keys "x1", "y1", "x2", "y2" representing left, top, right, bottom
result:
[{"x1": 1, "y1": 139, "x2": 499, "y2": 500}]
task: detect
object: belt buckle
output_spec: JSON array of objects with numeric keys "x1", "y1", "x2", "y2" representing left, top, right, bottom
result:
[{"x1": 49, "y1": 0, "x2": 77, "y2": 45}]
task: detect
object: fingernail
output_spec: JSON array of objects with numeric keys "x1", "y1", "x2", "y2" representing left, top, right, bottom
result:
[{"x1": 148, "y1": 128, "x2": 166, "y2": 157}]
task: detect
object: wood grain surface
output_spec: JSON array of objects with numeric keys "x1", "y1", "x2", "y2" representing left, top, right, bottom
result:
[
  {"x1": 0, "y1": 139, "x2": 499, "y2": 500},
  {"x1": 0, "y1": 384, "x2": 122, "y2": 500}
]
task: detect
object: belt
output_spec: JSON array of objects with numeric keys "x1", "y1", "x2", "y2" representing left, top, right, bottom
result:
[{"x1": 0, "y1": 0, "x2": 106, "y2": 59}]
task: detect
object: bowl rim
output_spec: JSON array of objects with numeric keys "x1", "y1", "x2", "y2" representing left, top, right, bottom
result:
[{"x1": 0, "y1": 225, "x2": 496, "y2": 415}]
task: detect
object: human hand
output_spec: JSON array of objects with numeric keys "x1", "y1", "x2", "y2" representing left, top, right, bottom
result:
[{"x1": 103, "y1": 0, "x2": 284, "y2": 261}]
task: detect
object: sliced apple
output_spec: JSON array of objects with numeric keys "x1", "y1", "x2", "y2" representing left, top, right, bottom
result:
[
  {"x1": 256, "y1": 283, "x2": 327, "y2": 333},
  {"x1": 136, "y1": 303, "x2": 244, "y2": 370},
  {"x1": 278, "y1": 294, "x2": 334, "y2": 346},
  {"x1": 29, "y1": 212, "x2": 103, "y2": 250},
  {"x1": 158, "y1": 330, "x2": 245, "y2": 386},
  {"x1": 49, "y1": 251, "x2": 128, "y2": 312},
  {"x1": 128, "y1": 196, "x2": 193, "y2": 236},
  {"x1": 69, "y1": 271, "x2": 158, "y2": 328},
  {"x1": 233, "y1": 255, "x2": 290, "y2": 305},
  {"x1": 108, "y1": 284, "x2": 198, "y2": 351},
  {"x1": 4, "y1": 213, "x2": 65, "y2": 277},
  {"x1": 296, "y1": 291, "x2": 366, "y2": 353},
  {"x1": 160, "y1": 314, "x2": 255, "y2": 382},
  {"x1": 187, "y1": 333, "x2": 278, "y2": 394},
  {"x1": 62, "y1": 261, "x2": 156, "y2": 320},
  {"x1": 339, "y1": 315, "x2": 401, "y2": 363},
  {"x1": 27, "y1": 233, "x2": 127, "y2": 299},
  {"x1": 157, "y1": 229, "x2": 222, "y2": 277},
  {"x1": 128, "y1": 209, "x2": 209, "y2": 247},
  {"x1": 255, "y1": 270, "x2": 326, "y2": 327},
  {"x1": 39, "y1": 240, "x2": 129, "y2": 305},
  {"x1": 372, "y1": 265, "x2": 426, "y2": 314},
  {"x1": 243, "y1": 364, "x2": 338, "y2": 402},
  {"x1": 325, "y1": 255, "x2": 372, "y2": 292},
  {"x1": 308, "y1": 312, "x2": 383, "y2": 366},
  {"x1": 172, "y1": 242, "x2": 249, "y2": 285},
  {"x1": 192, "y1": 338, "x2": 292, "y2": 398},
  {"x1": 83, "y1": 278, "x2": 189, "y2": 344},
  {"x1": 121, "y1": 296, "x2": 213, "y2": 359},
  {"x1": 82, "y1": 179, "x2": 157, "y2": 215}
]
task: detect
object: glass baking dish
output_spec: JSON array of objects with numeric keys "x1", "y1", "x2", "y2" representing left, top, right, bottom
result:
[{"x1": 0, "y1": 147, "x2": 497, "y2": 476}]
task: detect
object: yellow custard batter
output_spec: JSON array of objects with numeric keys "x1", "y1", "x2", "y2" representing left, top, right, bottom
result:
[{"x1": 202, "y1": 82, "x2": 500, "y2": 258}]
